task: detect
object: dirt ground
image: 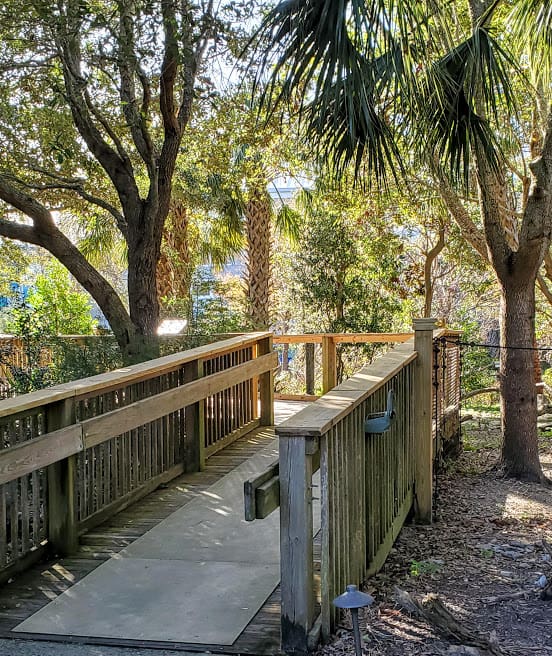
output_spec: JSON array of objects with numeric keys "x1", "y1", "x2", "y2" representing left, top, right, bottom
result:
[{"x1": 318, "y1": 409, "x2": 552, "y2": 656}]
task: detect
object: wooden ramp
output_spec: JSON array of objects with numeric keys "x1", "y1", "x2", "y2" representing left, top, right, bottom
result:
[{"x1": 0, "y1": 425, "x2": 286, "y2": 655}]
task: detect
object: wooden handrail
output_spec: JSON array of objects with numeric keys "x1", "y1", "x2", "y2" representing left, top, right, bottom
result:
[
  {"x1": 0, "y1": 332, "x2": 271, "y2": 418},
  {"x1": 273, "y1": 332, "x2": 413, "y2": 344},
  {"x1": 0, "y1": 350, "x2": 277, "y2": 486},
  {"x1": 277, "y1": 340, "x2": 416, "y2": 437}
]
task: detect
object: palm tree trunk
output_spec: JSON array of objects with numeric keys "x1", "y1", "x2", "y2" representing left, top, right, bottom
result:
[
  {"x1": 245, "y1": 188, "x2": 272, "y2": 330},
  {"x1": 157, "y1": 202, "x2": 193, "y2": 319}
]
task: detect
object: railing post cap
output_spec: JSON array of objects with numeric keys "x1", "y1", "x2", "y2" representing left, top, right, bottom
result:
[{"x1": 413, "y1": 318, "x2": 437, "y2": 331}]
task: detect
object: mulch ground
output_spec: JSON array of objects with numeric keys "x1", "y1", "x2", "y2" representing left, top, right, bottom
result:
[{"x1": 318, "y1": 409, "x2": 552, "y2": 656}]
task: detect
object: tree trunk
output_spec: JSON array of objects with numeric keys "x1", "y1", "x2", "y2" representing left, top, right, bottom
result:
[
  {"x1": 245, "y1": 188, "x2": 272, "y2": 330},
  {"x1": 499, "y1": 277, "x2": 545, "y2": 481},
  {"x1": 423, "y1": 226, "x2": 445, "y2": 317},
  {"x1": 127, "y1": 212, "x2": 162, "y2": 362}
]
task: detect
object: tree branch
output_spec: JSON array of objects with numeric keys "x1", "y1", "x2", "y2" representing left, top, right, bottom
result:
[
  {"x1": 6, "y1": 169, "x2": 128, "y2": 237},
  {"x1": 433, "y1": 166, "x2": 489, "y2": 262},
  {"x1": 118, "y1": 2, "x2": 155, "y2": 175},
  {"x1": 54, "y1": 0, "x2": 141, "y2": 217},
  {"x1": 537, "y1": 272, "x2": 552, "y2": 306},
  {"x1": 0, "y1": 174, "x2": 55, "y2": 230},
  {"x1": 423, "y1": 224, "x2": 446, "y2": 317},
  {"x1": 0, "y1": 217, "x2": 133, "y2": 350},
  {"x1": 160, "y1": 0, "x2": 179, "y2": 136}
]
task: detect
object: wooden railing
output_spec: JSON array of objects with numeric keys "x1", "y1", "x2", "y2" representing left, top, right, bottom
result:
[
  {"x1": 0, "y1": 333, "x2": 275, "y2": 582},
  {"x1": 273, "y1": 333, "x2": 413, "y2": 400},
  {"x1": 276, "y1": 320, "x2": 457, "y2": 652}
]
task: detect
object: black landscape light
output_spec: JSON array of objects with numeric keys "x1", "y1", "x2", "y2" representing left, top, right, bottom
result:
[{"x1": 332, "y1": 584, "x2": 374, "y2": 656}]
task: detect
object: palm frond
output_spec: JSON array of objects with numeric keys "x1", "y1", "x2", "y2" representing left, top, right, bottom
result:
[
  {"x1": 417, "y1": 27, "x2": 518, "y2": 183},
  {"x1": 275, "y1": 204, "x2": 301, "y2": 243},
  {"x1": 254, "y1": 0, "x2": 430, "y2": 181},
  {"x1": 509, "y1": 0, "x2": 552, "y2": 86},
  {"x1": 201, "y1": 219, "x2": 245, "y2": 271},
  {"x1": 205, "y1": 173, "x2": 246, "y2": 236}
]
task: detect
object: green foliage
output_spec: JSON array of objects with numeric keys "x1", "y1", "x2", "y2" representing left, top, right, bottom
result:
[
  {"x1": 458, "y1": 317, "x2": 497, "y2": 395},
  {"x1": 0, "y1": 262, "x2": 102, "y2": 393},
  {"x1": 0, "y1": 239, "x2": 29, "y2": 298},
  {"x1": 0, "y1": 298, "x2": 54, "y2": 394},
  {"x1": 21, "y1": 262, "x2": 97, "y2": 336},
  {"x1": 293, "y1": 206, "x2": 402, "y2": 335},
  {"x1": 49, "y1": 336, "x2": 122, "y2": 384},
  {"x1": 409, "y1": 559, "x2": 443, "y2": 577},
  {"x1": 188, "y1": 268, "x2": 247, "y2": 336}
]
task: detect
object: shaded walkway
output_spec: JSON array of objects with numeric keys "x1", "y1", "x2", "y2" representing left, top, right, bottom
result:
[{"x1": 0, "y1": 402, "x2": 309, "y2": 655}]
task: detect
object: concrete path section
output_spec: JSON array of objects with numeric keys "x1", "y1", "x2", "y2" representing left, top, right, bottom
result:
[
  {"x1": 14, "y1": 441, "x2": 281, "y2": 645},
  {"x1": 13, "y1": 400, "x2": 316, "y2": 648}
]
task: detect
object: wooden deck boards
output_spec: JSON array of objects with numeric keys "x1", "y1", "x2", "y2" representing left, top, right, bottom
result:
[{"x1": 0, "y1": 427, "x2": 282, "y2": 655}]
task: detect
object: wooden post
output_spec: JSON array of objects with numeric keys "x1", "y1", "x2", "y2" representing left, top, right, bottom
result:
[
  {"x1": 322, "y1": 335, "x2": 337, "y2": 394},
  {"x1": 413, "y1": 318, "x2": 436, "y2": 524},
  {"x1": 46, "y1": 398, "x2": 78, "y2": 556},
  {"x1": 305, "y1": 343, "x2": 315, "y2": 396},
  {"x1": 279, "y1": 433, "x2": 314, "y2": 654},
  {"x1": 183, "y1": 359, "x2": 205, "y2": 472},
  {"x1": 258, "y1": 335, "x2": 274, "y2": 426}
]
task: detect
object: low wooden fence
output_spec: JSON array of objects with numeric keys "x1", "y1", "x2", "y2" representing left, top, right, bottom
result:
[
  {"x1": 276, "y1": 320, "x2": 459, "y2": 652},
  {"x1": 0, "y1": 333, "x2": 274, "y2": 582}
]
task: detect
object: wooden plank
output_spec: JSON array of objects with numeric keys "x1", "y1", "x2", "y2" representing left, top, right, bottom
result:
[
  {"x1": 413, "y1": 319, "x2": 436, "y2": 524},
  {"x1": 205, "y1": 419, "x2": 260, "y2": 460},
  {"x1": 280, "y1": 436, "x2": 314, "y2": 654},
  {"x1": 258, "y1": 336, "x2": 275, "y2": 426},
  {"x1": 82, "y1": 352, "x2": 277, "y2": 449},
  {"x1": 255, "y1": 476, "x2": 280, "y2": 519},
  {"x1": 243, "y1": 460, "x2": 280, "y2": 522},
  {"x1": 321, "y1": 335, "x2": 337, "y2": 394},
  {"x1": 0, "y1": 425, "x2": 83, "y2": 486},
  {"x1": 46, "y1": 399, "x2": 79, "y2": 556},
  {"x1": 274, "y1": 393, "x2": 319, "y2": 402},
  {"x1": 272, "y1": 333, "x2": 413, "y2": 345},
  {"x1": 305, "y1": 343, "x2": 315, "y2": 396},
  {"x1": 244, "y1": 459, "x2": 279, "y2": 521},
  {"x1": 0, "y1": 540, "x2": 48, "y2": 588},
  {"x1": 78, "y1": 463, "x2": 184, "y2": 534},
  {"x1": 366, "y1": 490, "x2": 413, "y2": 577},
  {"x1": 273, "y1": 335, "x2": 323, "y2": 344},
  {"x1": 331, "y1": 333, "x2": 413, "y2": 343},
  {"x1": 182, "y1": 360, "x2": 203, "y2": 473},
  {"x1": 319, "y1": 434, "x2": 331, "y2": 640}
]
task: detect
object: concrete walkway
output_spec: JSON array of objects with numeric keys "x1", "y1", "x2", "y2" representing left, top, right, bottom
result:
[{"x1": 3, "y1": 401, "x2": 311, "y2": 655}]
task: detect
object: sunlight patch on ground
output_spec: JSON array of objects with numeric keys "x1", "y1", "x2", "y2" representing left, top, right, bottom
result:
[{"x1": 502, "y1": 492, "x2": 552, "y2": 518}]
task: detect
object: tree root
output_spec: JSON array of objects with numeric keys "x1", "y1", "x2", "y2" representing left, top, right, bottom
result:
[{"x1": 393, "y1": 588, "x2": 509, "y2": 655}]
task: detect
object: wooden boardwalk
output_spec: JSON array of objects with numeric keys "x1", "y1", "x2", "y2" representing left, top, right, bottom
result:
[{"x1": 0, "y1": 426, "x2": 287, "y2": 655}]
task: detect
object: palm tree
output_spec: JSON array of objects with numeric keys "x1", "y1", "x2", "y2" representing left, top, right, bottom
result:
[
  {"x1": 254, "y1": 0, "x2": 552, "y2": 482},
  {"x1": 208, "y1": 163, "x2": 300, "y2": 331}
]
